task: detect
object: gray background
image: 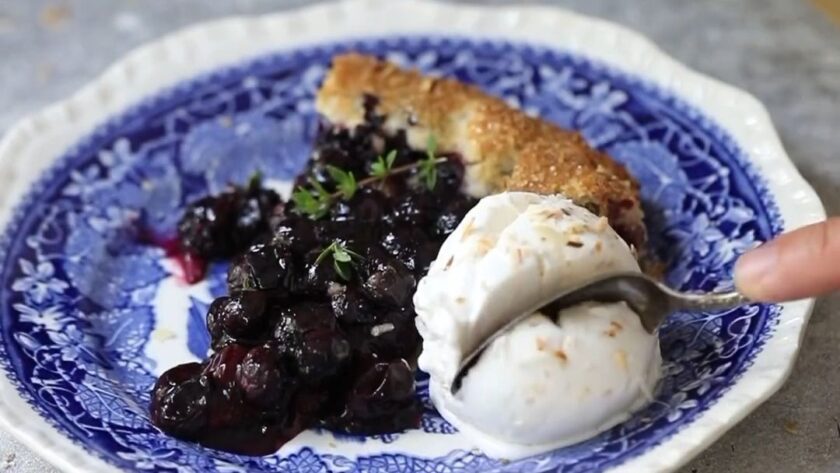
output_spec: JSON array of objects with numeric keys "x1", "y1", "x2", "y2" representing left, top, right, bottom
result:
[{"x1": 0, "y1": 0, "x2": 838, "y2": 472}]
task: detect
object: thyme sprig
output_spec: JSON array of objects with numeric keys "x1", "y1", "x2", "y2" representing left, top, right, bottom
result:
[
  {"x1": 291, "y1": 178, "x2": 332, "y2": 219},
  {"x1": 418, "y1": 135, "x2": 439, "y2": 191},
  {"x1": 370, "y1": 149, "x2": 397, "y2": 179},
  {"x1": 315, "y1": 240, "x2": 363, "y2": 281},
  {"x1": 291, "y1": 135, "x2": 447, "y2": 219},
  {"x1": 325, "y1": 165, "x2": 357, "y2": 200}
]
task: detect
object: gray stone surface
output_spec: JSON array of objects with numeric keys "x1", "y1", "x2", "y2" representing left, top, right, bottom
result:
[{"x1": 0, "y1": 0, "x2": 838, "y2": 472}]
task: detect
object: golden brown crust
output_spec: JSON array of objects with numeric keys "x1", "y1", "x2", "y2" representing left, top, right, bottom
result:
[{"x1": 316, "y1": 53, "x2": 646, "y2": 250}]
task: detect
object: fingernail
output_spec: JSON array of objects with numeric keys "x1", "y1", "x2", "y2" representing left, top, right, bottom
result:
[{"x1": 734, "y1": 241, "x2": 779, "y2": 299}]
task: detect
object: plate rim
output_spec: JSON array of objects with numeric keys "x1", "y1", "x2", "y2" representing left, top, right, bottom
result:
[{"x1": 0, "y1": 1, "x2": 825, "y2": 472}]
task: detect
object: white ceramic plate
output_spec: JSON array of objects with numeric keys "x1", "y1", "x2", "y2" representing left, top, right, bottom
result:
[{"x1": 0, "y1": 1, "x2": 824, "y2": 472}]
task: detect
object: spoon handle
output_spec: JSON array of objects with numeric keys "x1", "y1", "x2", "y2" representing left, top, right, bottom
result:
[{"x1": 666, "y1": 289, "x2": 751, "y2": 313}]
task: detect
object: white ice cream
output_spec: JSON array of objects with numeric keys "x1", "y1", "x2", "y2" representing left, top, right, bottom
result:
[{"x1": 414, "y1": 192, "x2": 661, "y2": 459}]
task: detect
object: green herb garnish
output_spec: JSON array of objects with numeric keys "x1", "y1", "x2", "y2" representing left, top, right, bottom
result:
[
  {"x1": 291, "y1": 177, "x2": 332, "y2": 219},
  {"x1": 247, "y1": 170, "x2": 263, "y2": 192},
  {"x1": 418, "y1": 134, "x2": 439, "y2": 190},
  {"x1": 370, "y1": 149, "x2": 397, "y2": 179},
  {"x1": 315, "y1": 240, "x2": 363, "y2": 281},
  {"x1": 292, "y1": 135, "x2": 449, "y2": 220},
  {"x1": 325, "y1": 165, "x2": 357, "y2": 200}
]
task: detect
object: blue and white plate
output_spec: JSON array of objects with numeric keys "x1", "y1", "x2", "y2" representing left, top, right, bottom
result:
[{"x1": 0, "y1": 1, "x2": 824, "y2": 472}]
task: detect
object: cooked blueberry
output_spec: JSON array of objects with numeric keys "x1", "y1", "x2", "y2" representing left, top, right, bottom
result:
[
  {"x1": 313, "y1": 220, "x2": 377, "y2": 248},
  {"x1": 353, "y1": 189, "x2": 390, "y2": 222},
  {"x1": 203, "y1": 389, "x2": 258, "y2": 432},
  {"x1": 269, "y1": 301, "x2": 349, "y2": 384},
  {"x1": 177, "y1": 194, "x2": 237, "y2": 258},
  {"x1": 294, "y1": 249, "x2": 341, "y2": 295},
  {"x1": 235, "y1": 197, "x2": 265, "y2": 243},
  {"x1": 434, "y1": 212, "x2": 459, "y2": 239},
  {"x1": 152, "y1": 363, "x2": 203, "y2": 407},
  {"x1": 430, "y1": 158, "x2": 465, "y2": 200},
  {"x1": 227, "y1": 243, "x2": 294, "y2": 292},
  {"x1": 151, "y1": 362, "x2": 209, "y2": 436},
  {"x1": 204, "y1": 344, "x2": 250, "y2": 389},
  {"x1": 206, "y1": 296, "x2": 228, "y2": 344},
  {"x1": 272, "y1": 302, "x2": 336, "y2": 347},
  {"x1": 329, "y1": 283, "x2": 375, "y2": 325},
  {"x1": 362, "y1": 94, "x2": 385, "y2": 128},
  {"x1": 312, "y1": 125, "x2": 375, "y2": 172},
  {"x1": 237, "y1": 194, "x2": 279, "y2": 242},
  {"x1": 360, "y1": 247, "x2": 416, "y2": 307},
  {"x1": 317, "y1": 145, "x2": 353, "y2": 169},
  {"x1": 330, "y1": 359, "x2": 421, "y2": 434},
  {"x1": 312, "y1": 162, "x2": 336, "y2": 188},
  {"x1": 412, "y1": 241, "x2": 439, "y2": 276},
  {"x1": 329, "y1": 200, "x2": 354, "y2": 223},
  {"x1": 354, "y1": 359, "x2": 415, "y2": 403},
  {"x1": 250, "y1": 184, "x2": 282, "y2": 216},
  {"x1": 294, "y1": 328, "x2": 351, "y2": 385},
  {"x1": 434, "y1": 197, "x2": 476, "y2": 239},
  {"x1": 380, "y1": 226, "x2": 437, "y2": 273},
  {"x1": 390, "y1": 192, "x2": 435, "y2": 226},
  {"x1": 364, "y1": 310, "x2": 422, "y2": 362},
  {"x1": 219, "y1": 291, "x2": 269, "y2": 338},
  {"x1": 236, "y1": 344, "x2": 296, "y2": 409},
  {"x1": 272, "y1": 217, "x2": 317, "y2": 253},
  {"x1": 267, "y1": 202, "x2": 290, "y2": 234},
  {"x1": 329, "y1": 188, "x2": 389, "y2": 224},
  {"x1": 226, "y1": 255, "x2": 253, "y2": 291}
]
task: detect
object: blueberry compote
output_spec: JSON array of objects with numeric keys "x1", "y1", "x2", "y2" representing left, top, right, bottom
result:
[
  {"x1": 150, "y1": 97, "x2": 477, "y2": 455},
  {"x1": 169, "y1": 174, "x2": 282, "y2": 283}
]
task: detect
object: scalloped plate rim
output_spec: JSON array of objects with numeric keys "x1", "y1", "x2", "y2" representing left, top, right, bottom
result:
[{"x1": 0, "y1": 1, "x2": 824, "y2": 472}]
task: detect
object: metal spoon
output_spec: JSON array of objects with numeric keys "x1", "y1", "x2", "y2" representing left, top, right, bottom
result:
[{"x1": 450, "y1": 271, "x2": 750, "y2": 394}]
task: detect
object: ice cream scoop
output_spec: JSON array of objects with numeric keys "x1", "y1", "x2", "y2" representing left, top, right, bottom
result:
[{"x1": 414, "y1": 192, "x2": 661, "y2": 459}]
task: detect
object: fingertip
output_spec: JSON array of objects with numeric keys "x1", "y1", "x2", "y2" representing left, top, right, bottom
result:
[
  {"x1": 733, "y1": 242, "x2": 778, "y2": 302},
  {"x1": 734, "y1": 218, "x2": 840, "y2": 302}
]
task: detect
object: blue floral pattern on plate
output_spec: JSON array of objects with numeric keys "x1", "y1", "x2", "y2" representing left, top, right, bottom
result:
[{"x1": 0, "y1": 37, "x2": 782, "y2": 472}]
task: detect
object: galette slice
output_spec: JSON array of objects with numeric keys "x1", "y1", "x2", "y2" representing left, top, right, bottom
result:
[{"x1": 316, "y1": 53, "x2": 646, "y2": 251}]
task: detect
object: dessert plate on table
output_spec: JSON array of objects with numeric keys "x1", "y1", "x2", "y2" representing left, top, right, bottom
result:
[{"x1": 0, "y1": 0, "x2": 824, "y2": 472}]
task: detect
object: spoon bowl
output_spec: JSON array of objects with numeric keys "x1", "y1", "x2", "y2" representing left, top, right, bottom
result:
[{"x1": 450, "y1": 272, "x2": 750, "y2": 393}]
